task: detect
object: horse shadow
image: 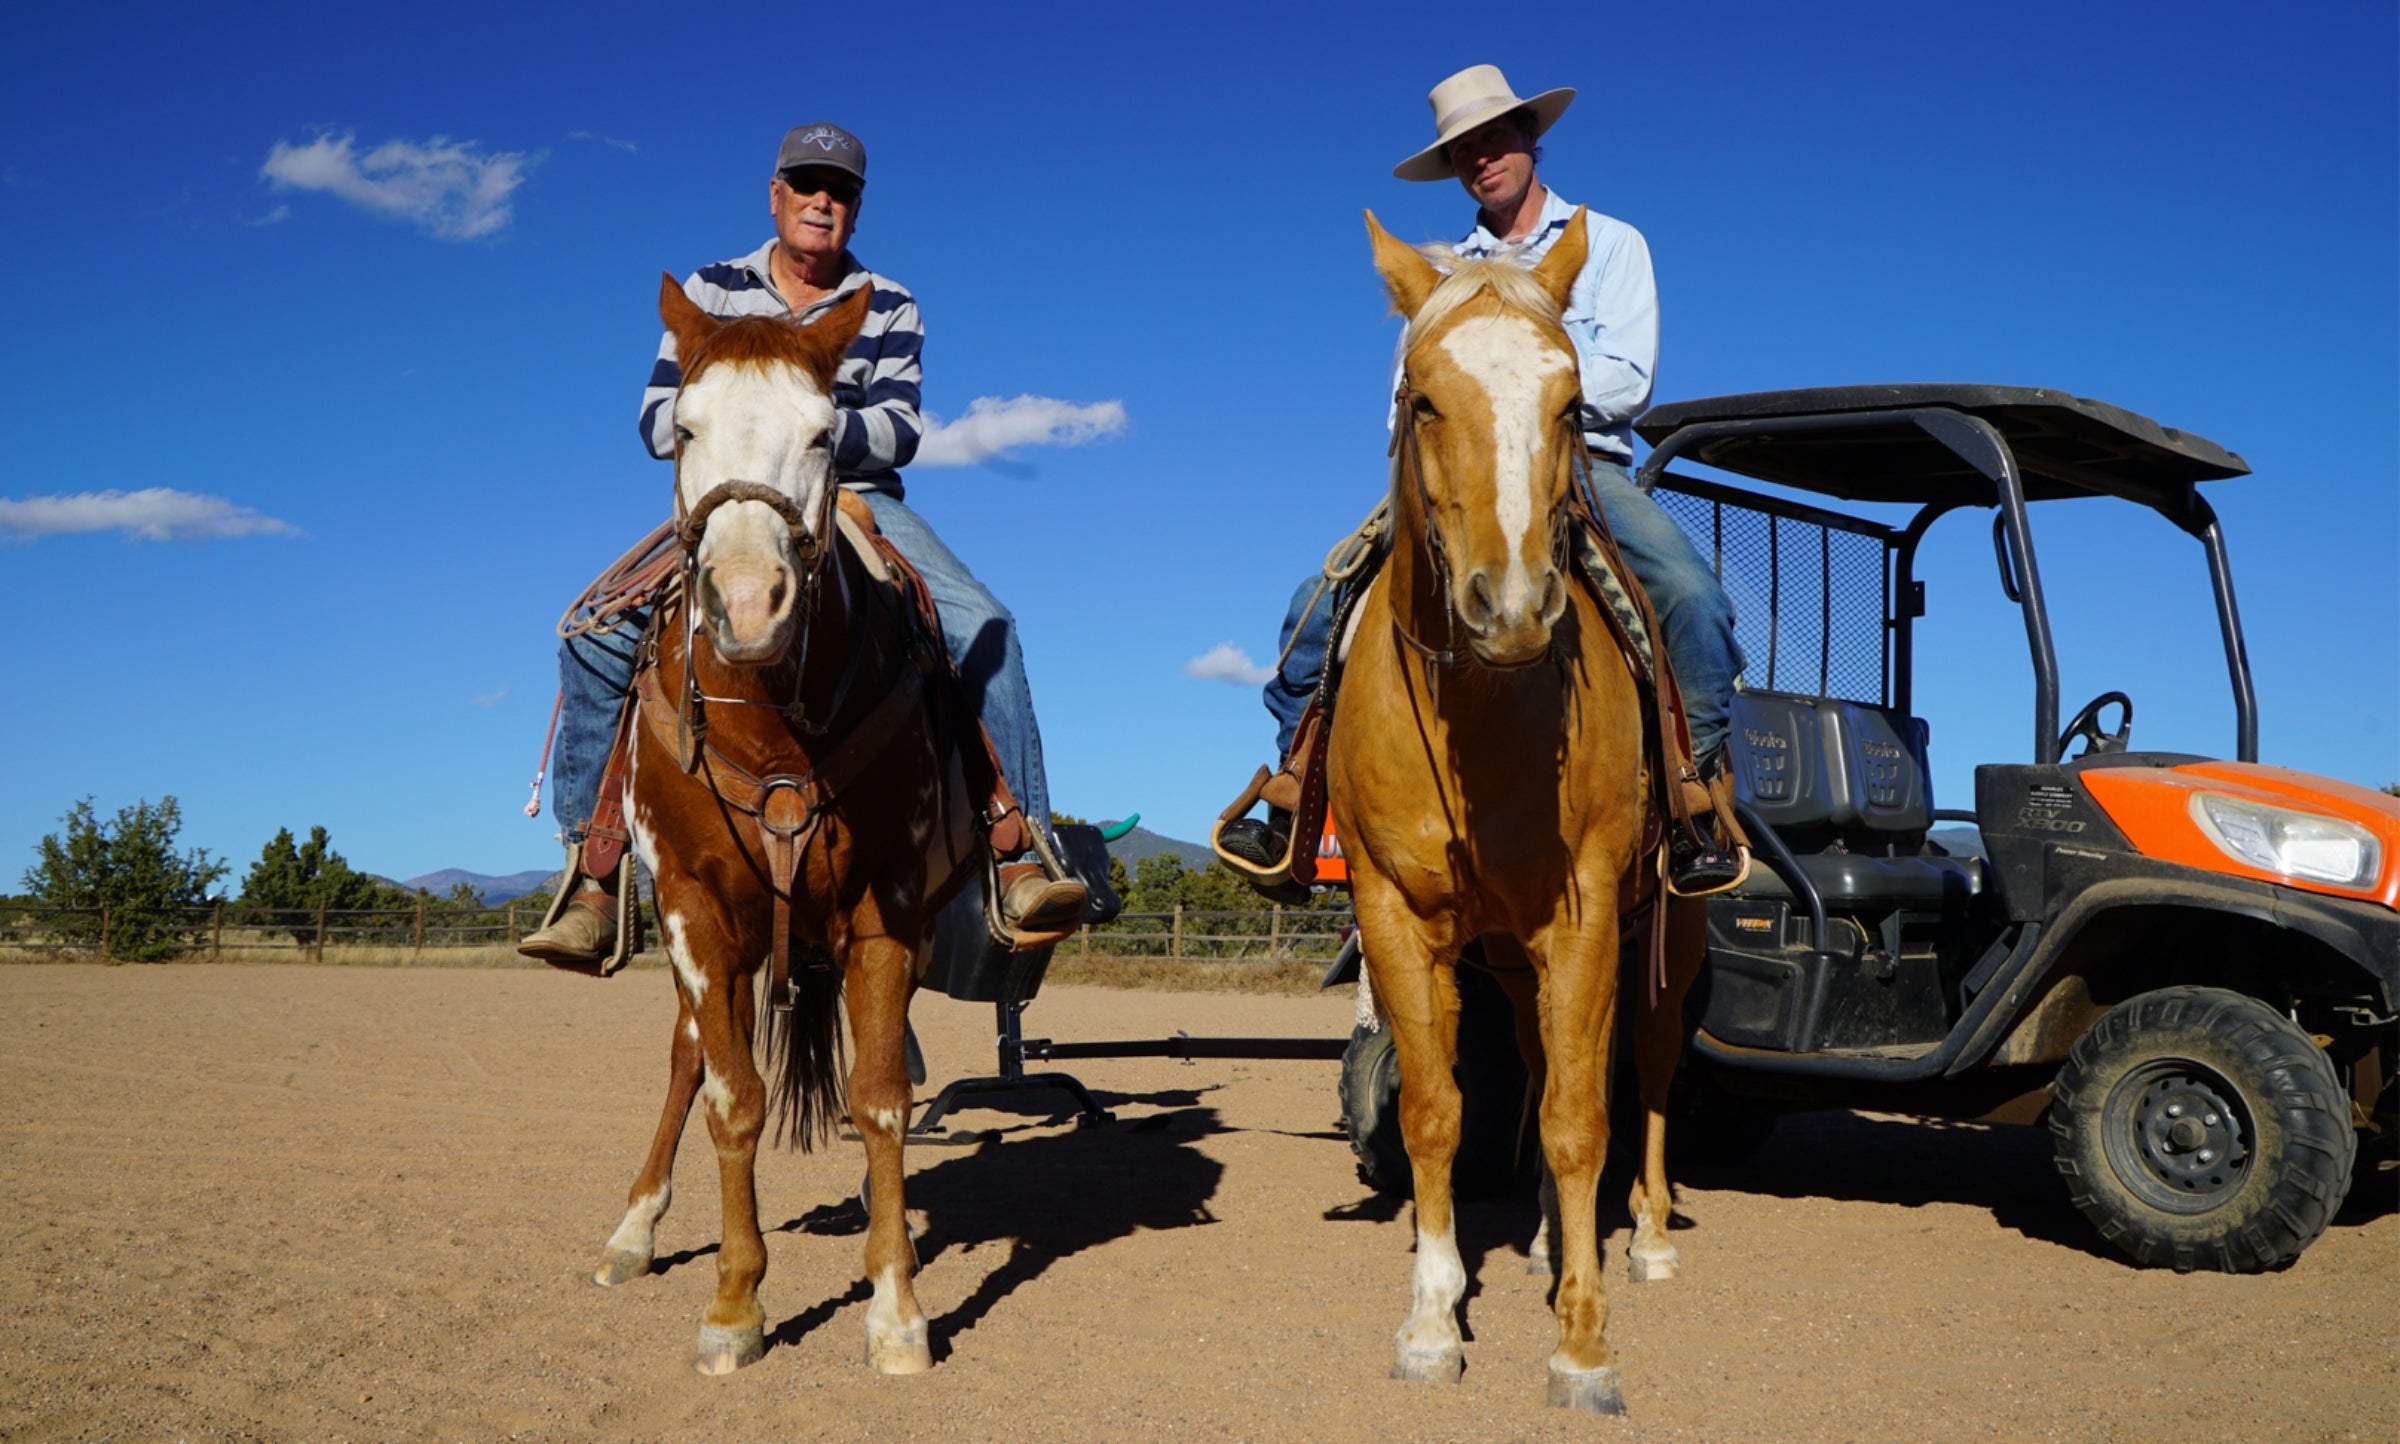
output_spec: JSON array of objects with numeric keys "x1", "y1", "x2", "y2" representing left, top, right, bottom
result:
[{"x1": 766, "y1": 1104, "x2": 1228, "y2": 1359}]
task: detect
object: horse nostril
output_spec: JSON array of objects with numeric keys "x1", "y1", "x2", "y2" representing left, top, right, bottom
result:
[
  {"x1": 1465, "y1": 572, "x2": 1497, "y2": 625},
  {"x1": 1540, "y1": 568, "x2": 1566, "y2": 621}
]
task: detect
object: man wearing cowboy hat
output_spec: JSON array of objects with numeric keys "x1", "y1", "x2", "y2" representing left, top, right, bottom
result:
[{"x1": 1217, "y1": 64, "x2": 1747, "y2": 896}]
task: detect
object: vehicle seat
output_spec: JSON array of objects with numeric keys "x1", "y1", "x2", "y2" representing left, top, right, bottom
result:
[{"x1": 1726, "y1": 689, "x2": 1984, "y2": 908}]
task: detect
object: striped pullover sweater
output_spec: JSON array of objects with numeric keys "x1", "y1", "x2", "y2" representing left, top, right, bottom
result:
[{"x1": 640, "y1": 240, "x2": 924, "y2": 495}]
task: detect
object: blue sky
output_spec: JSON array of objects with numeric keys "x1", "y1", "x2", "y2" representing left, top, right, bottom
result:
[{"x1": 2, "y1": 0, "x2": 2393, "y2": 883}]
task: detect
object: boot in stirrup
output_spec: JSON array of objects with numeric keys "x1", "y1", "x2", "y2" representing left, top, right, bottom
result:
[
  {"x1": 1667, "y1": 750, "x2": 1750, "y2": 897},
  {"x1": 519, "y1": 844, "x2": 622, "y2": 975}
]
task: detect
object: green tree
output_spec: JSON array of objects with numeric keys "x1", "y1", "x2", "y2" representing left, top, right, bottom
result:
[
  {"x1": 22, "y1": 796, "x2": 227, "y2": 961},
  {"x1": 238, "y1": 826, "x2": 411, "y2": 941}
]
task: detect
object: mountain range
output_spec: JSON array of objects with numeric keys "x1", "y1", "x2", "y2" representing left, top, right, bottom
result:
[{"x1": 394, "y1": 820, "x2": 1217, "y2": 905}]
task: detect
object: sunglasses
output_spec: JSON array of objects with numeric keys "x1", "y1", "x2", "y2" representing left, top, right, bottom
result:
[{"x1": 779, "y1": 169, "x2": 861, "y2": 206}]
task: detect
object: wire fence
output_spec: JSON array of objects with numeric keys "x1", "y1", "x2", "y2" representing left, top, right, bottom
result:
[{"x1": 0, "y1": 902, "x2": 1355, "y2": 965}]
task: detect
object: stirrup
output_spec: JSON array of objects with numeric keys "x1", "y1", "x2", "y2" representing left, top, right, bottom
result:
[
  {"x1": 981, "y1": 825, "x2": 1084, "y2": 952},
  {"x1": 528, "y1": 842, "x2": 644, "y2": 975},
  {"x1": 1209, "y1": 765, "x2": 1309, "y2": 886}
]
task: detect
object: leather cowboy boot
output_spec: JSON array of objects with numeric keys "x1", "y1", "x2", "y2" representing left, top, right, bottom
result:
[
  {"x1": 1667, "y1": 749, "x2": 1748, "y2": 896},
  {"x1": 517, "y1": 862, "x2": 619, "y2": 974},
  {"x1": 997, "y1": 861, "x2": 1088, "y2": 938},
  {"x1": 1217, "y1": 806, "x2": 1313, "y2": 907}
]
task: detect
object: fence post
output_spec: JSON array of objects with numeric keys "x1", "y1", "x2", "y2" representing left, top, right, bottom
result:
[
  {"x1": 508, "y1": 904, "x2": 519, "y2": 945},
  {"x1": 1172, "y1": 903, "x2": 1184, "y2": 962},
  {"x1": 414, "y1": 898, "x2": 426, "y2": 956},
  {"x1": 1271, "y1": 904, "x2": 1283, "y2": 961},
  {"x1": 99, "y1": 906, "x2": 110, "y2": 962},
  {"x1": 1079, "y1": 923, "x2": 1090, "y2": 959},
  {"x1": 212, "y1": 900, "x2": 223, "y2": 961},
  {"x1": 313, "y1": 904, "x2": 327, "y2": 961}
]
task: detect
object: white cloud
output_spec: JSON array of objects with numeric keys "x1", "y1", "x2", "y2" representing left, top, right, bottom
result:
[
  {"x1": 246, "y1": 204, "x2": 290, "y2": 227},
  {"x1": 915, "y1": 395, "x2": 1128, "y2": 467},
  {"x1": 1184, "y1": 642, "x2": 1275, "y2": 686},
  {"x1": 261, "y1": 132, "x2": 538, "y2": 241},
  {"x1": 567, "y1": 130, "x2": 638, "y2": 153},
  {"x1": 0, "y1": 488, "x2": 300, "y2": 542},
  {"x1": 471, "y1": 688, "x2": 509, "y2": 708}
]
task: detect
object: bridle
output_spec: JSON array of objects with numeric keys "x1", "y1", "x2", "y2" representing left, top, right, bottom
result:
[
  {"x1": 668, "y1": 456, "x2": 853, "y2": 761},
  {"x1": 1386, "y1": 374, "x2": 1589, "y2": 673}
]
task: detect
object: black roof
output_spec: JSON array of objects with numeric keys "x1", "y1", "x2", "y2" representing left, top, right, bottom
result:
[{"x1": 1634, "y1": 385, "x2": 2248, "y2": 510}]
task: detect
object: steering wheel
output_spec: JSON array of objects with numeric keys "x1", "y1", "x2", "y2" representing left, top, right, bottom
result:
[{"x1": 2058, "y1": 690, "x2": 2134, "y2": 760}]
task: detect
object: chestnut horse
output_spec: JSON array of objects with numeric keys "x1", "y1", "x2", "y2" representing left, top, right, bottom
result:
[
  {"x1": 587, "y1": 276, "x2": 984, "y2": 1378},
  {"x1": 1333, "y1": 212, "x2": 1704, "y2": 1415}
]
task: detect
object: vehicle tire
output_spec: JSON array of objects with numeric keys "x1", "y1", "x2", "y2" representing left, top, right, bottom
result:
[
  {"x1": 1339, "y1": 959, "x2": 1536, "y2": 1198},
  {"x1": 2050, "y1": 986, "x2": 2356, "y2": 1273}
]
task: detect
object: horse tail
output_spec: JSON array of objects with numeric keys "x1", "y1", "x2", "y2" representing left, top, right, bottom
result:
[{"x1": 758, "y1": 949, "x2": 847, "y2": 1152}]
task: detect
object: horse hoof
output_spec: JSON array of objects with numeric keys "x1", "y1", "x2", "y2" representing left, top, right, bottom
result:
[
  {"x1": 864, "y1": 1324, "x2": 932, "y2": 1376},
  {"x1": 1391, "y1": 1346, "x2": 1465, "y2": 1384},
  {"x1": 1628, "y1": 1248, "x2": 1680, "y2": 1283},
  {"x1": 590, "y1": 1249, "x2": 652, "y2": 1288},
  {"x1": 1525, "y1": 1252, "x2": 1555, "y2": 1278},
  {"x1": 1546, "y1": 1365, "x2": 1626, "y2": 1415},
  {"x1": 693, "y1": 1323, "x2": 765, "y2": 1376}
]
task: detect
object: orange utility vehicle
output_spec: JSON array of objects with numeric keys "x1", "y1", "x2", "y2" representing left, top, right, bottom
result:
[{"x1": 1337, "y1": 385, "x2": 2395, "y2": 1273}]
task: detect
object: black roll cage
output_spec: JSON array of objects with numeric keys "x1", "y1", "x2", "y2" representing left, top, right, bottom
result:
[{"x1": 1635, "y1": 404, "x2": 2259, "y2": 766}]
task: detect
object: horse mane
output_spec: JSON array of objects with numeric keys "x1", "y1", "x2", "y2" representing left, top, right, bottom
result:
[
  {"x1": 1402, "y1": 245, "x2": 1564, "y2": 351},
  {"x1": 683, "y1": 313, "x2": 820, "y2": 381}
]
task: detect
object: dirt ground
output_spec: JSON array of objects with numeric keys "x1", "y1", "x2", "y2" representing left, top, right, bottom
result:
[{"x1": 1, "y1": 964, "x2": 2391, "y2": 1442}]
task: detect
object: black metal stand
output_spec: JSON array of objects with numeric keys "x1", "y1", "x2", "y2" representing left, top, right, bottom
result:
[{"x1": 911, "y1": 994, "x2": 1117, "y2": 1134}]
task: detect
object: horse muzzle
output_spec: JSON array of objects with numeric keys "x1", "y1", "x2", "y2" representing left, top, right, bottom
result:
[
  {"x1": 1458, "y1": 562, "x2": 1568, "y2": 669},
  {"x1": 698, "y1": 557, "x2": 799, "y2": 663}
]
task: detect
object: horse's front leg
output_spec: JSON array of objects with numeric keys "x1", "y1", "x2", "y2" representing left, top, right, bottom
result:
[
  {"x1": 1484, "y1": 943, "x2": 1554, "y2": 1277},
  {"x1": 1356, "y1": 886, "x2": 1468, "y2": 1384},
  {"x1": 1626, "y1": 894, "x2": 1706, "y2": 1284},
  {"x1": 594, "y1": 986, "x2": 703, "y2": 1287},
  {"x1": 1531, "y1": 909, "x2": 1628, "y2": 1415},
  {"x1": 846, "y1": 934, "x2": 929, "y2": 1374},
  {"x1": 682, "y1": 924, "x2": 769, "y2": 1376}
]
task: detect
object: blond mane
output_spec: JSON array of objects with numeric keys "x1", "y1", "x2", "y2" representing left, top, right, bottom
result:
[{"x1": 1401, "y1": 245, "x2": 1565, "y2": 351}]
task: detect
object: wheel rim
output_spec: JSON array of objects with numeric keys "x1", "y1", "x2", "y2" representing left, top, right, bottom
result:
[{"x1": 2100, "y1": 1056, "x2": 2255, "y2": 1215}]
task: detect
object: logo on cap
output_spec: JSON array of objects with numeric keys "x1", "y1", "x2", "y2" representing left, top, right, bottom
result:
[{"x1": 795, "y1": 126, "x2": 853, "y2": 153}]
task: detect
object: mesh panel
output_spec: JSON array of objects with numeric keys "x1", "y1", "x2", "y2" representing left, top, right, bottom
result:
[{"x1": 1651, "y1": 483, "x2": 1893, "y2": 705}]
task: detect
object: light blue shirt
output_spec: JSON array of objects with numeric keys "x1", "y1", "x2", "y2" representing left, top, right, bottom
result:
[{"x1": 1393, "y1": 187, "x2": 1659, "y2": 462}]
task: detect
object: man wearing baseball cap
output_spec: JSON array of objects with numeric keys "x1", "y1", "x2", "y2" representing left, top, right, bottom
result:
[
  {"x1": 1216, "y1": 66, "x2": 1747, "y2": 897},
  {"x1": 522, "y1": 122, "x2": 1086, "y2": 968}
]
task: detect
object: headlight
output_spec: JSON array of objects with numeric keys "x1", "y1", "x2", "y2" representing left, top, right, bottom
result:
[{"x1": 2190, "y1": 792, "x2": 2381, "y2": 889}]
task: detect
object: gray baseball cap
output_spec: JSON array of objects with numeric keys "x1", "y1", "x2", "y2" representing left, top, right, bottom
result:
[{"x1": 774, "y1": 123, "x2": 866, "y2": 183}]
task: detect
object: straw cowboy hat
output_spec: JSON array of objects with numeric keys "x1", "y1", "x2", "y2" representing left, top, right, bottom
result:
[{"x1": 1393, "y1": 64, "x2": 1575, "y2": 182}]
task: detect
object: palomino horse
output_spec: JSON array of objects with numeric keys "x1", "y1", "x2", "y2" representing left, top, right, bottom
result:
[
  {"x1": 588, "y1": 276, "x2": 986, "y2": 1378},
  {"x1": 1333, "y1": 211, "x2": 1704, "y2": 1415}
]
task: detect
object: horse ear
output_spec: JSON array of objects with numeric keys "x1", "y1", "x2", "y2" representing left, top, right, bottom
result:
[
  {"x1": 1365, "y1": 210, "x2": 1440, "y2": 319},
  {"x1": 793, "y1": 283, "x2": 873, "y2": 388},
  {"x1": 659, "y1": 272, "x2": 719, "y2": 363},
  {"x1": 1530, "y1": 207, "x2": 1590, "y2": 312}
]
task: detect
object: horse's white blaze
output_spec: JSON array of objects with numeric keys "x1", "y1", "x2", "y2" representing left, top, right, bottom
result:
[
  {"x1": 673, "y1": 360, "x2": 838, "y2": 544},
  {"x1": 664, "y1": 909, "x2": 706, "y2": 1002},
  {"x1": 606, "y1": 1183, "x2": 671, "y2": 1254},
  {"x1": 1437, "y1": 314, "x2": 1570, "y2": 617}
]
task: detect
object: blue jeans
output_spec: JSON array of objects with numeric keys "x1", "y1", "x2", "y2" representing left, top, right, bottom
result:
[
  {"x1": 1263, "y1": 458, "x2": 1743, "y2": 762},
  {"x1": 551, "y1": 490, "x2": 1052, "y2": 846}
]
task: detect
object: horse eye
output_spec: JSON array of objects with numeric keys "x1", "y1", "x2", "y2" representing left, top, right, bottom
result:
[
  {"x1": 816, "y1": 427, "x2": 834, "y2": 448},
  {"x1": 1411, "y1": 394, "x2": 1440, "y2": 419},
  {"x1": 675, "y1": 424, "x2": 695, "y2": 443}
]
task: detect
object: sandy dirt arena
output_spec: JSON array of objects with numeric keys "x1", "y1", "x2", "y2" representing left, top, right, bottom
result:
[{"x1": 0, "y1": 963, "x2": 2391, "y2": 1442}]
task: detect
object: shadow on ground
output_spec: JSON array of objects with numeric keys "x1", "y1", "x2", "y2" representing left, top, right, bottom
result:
[{"x1": 765, "y1": 1105, "x2": 1228, "y2": 1360}]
